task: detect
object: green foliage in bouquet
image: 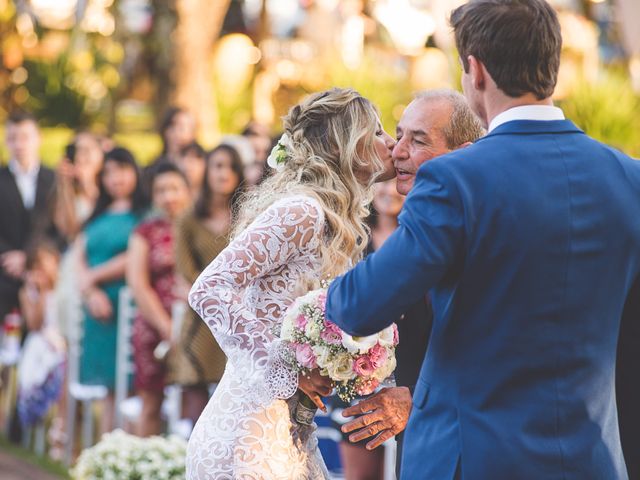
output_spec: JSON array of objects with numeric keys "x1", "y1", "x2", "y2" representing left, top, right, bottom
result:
[
  {"x1": 559, "y1": 72, "x2": 640, "y2": 158},
  {"x1": 71, "y1": 430, "x2": 186, "y2": 480}
]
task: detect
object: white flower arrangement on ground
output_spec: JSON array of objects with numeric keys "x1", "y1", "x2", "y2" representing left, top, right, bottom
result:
[
  {"x1": 70, "y1": 429, "x2": 187, "y2": 480},
  {"x1": 280, "y1": 288, "x2": 399, "y2": 402}
]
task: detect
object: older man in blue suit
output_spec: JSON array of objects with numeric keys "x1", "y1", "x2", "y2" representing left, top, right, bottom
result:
[{"x1": 325, "y1": 1, "x2": 640, "y2": 479}]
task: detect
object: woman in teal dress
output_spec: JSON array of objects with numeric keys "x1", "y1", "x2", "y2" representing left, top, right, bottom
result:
[{"x1": 77, "y1": 147, "x2": 146, "y2": 435}]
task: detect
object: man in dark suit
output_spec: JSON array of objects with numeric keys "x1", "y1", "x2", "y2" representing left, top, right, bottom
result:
[
  {"x1": 326, "y1": 1, "x2": 640, "y2": 478},
  {"x1": 339, "y1": 90, "x2": 484, "y2": 474},
  {"x1": 0, "y1": 111, "x2": 55, "y2": 323}
]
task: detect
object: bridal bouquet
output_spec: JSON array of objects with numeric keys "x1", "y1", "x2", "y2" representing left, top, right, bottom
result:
[{"x1": 280, "y1": 288, "x2": 398, "y2": 406}]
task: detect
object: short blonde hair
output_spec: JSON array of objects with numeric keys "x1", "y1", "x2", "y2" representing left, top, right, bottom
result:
[{"x1": 233, "y1": 88, "x2": 384, "y2": 278}]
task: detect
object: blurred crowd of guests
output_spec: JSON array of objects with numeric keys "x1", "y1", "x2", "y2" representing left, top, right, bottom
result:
[{"x1": 0, "y1": 108, "x2": 273, "y2": 459}]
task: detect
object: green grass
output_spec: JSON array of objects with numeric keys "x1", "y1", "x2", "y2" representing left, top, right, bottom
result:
[{"x1": 0, "y1": 435, "x2": 70, "y2": 479}]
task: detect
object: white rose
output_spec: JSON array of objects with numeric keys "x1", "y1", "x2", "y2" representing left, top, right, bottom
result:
[
  {"x1": 305, "y1": 319, "x2": 322, "y2": 341},
  {"x1": 280, "y1": 317, "x2": 294, "y2": 341},
  {"x1": 312, "y1": 345, "x2": 333, "y2": 369},
  {"x1": 342, "y1": 333, "x2": 378, "y2": 354},
  {"x1": 326, "y1": 352, "x2": 355, "y2": 382},
  {"x1": 377, "y1": 326, "x2": 395, "y2": 347}
]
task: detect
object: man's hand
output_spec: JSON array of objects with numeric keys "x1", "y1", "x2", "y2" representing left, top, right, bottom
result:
[
  {"x1": 1, "y1": 250, "x2": 27, "y2": 279},
  {"x1": 341, "y1": 386, "x2": 412, "y2": 450}
]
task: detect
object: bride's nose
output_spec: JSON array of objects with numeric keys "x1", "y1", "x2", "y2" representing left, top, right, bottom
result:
[{"x1": 385, "y1": 132, "x2": 396, "y2": 149}]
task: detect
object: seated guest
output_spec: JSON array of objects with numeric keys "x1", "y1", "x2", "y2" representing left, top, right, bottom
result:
[
  {"x1": 126, "y1": 164, "x2": 191, "y2": 437},
  {"x1": 17, "y1": 239, "x2": 66, "y2": 457},
  {"x1": 19, "y1": 239, "x2": 61, "y2": 332}
]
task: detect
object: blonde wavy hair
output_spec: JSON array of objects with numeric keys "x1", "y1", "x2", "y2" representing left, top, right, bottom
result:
[{"x1": 232, "y1": 88, "x2": 386, "y2": 279}]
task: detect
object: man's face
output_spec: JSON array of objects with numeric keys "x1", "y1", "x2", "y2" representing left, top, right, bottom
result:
[
  {"x1": 393, "y1": 98, "x2": 452, "y2": 195},
  {"x1": 5, "y1": 120, "x2": 40, "y2": 167}
]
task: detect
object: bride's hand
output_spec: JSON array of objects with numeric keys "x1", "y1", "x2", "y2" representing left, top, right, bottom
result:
[{"x1": 298, "y1": 369, "x2": 332, "y2": 412}]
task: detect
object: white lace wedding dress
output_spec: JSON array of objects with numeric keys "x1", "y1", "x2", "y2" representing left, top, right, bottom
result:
[{"x1": 186, "y1": 195, "x2": 331, "y2": 480}]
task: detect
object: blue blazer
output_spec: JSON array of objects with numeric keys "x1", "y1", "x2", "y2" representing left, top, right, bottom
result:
[{"x1": 326, "y1": 120, "x2": 640, "y2": 479}]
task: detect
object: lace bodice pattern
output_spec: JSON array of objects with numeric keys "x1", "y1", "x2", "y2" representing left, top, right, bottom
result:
[{"x1": 186, "y1": 195, "x2": 331, "y2": 479}]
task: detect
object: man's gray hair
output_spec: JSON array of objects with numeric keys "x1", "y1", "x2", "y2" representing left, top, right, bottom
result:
[{"x1": 414, "y1": 89, "x2": 485, "y2": 148}]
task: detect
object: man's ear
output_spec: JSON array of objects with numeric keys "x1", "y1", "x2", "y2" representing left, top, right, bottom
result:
[
  {"x1": 467, "y1": 55, "x2": 485, "y2": 91},
  {"x1": 454, "y1": 141, "x2": 473, "y2": 150}
]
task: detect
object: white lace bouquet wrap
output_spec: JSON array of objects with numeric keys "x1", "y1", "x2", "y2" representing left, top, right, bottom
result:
[{"x1": 280, "y1": 288, "x2": 399, "y2": 402}]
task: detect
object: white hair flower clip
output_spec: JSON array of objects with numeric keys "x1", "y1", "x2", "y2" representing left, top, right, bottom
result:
[{"x1": 267, "y1": 133, "x2": 291, "y2": 170}]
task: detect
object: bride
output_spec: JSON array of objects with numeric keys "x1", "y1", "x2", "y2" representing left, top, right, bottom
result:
[{"x1": 186, "y1": 87, "x2": 395, "y2": 479}]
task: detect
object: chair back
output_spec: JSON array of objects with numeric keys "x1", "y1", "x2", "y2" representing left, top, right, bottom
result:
[{"x1": 114, "y1": 286, "x2": 136, "y2": 428}]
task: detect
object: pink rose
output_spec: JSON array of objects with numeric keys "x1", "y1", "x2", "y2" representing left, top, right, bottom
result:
[
  {"x1": 295, "y1": 343, "x2": 317, "y2": 369},
  {"x1": 295, "y1": 314, "x2": 308, "y2": 330},
  {"x1": 321, "y1": 320, "x2": 343, "y2": 345},
  {"x1": 353, "y1": 355, "x2": 375, "y2": 377},
  {"x1": 356, "y1": 378, "x2": 380, "y2": 396},
  {"x1": 392, "y1": 324, "x2": 399, "y2": 346},
  {"x1": 368, "y1": 344, "x2": 388, "y2": 369}
]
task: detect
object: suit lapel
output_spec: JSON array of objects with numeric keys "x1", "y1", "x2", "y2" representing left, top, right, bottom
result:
[{"x1": 0, "y1": 168, "x2": 28, "y2": 213}]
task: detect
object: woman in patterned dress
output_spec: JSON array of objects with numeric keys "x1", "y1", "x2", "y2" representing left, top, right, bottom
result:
[{"x1": 127, "y1": 164, "x2": 192, "y2": 436}]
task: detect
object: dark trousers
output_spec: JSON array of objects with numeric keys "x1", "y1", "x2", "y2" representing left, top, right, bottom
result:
[
  {"x1": 617, "y1": 280, "x2": 640, "y2": 479},
  {"x1": 395, "y1": 431, "x2": 404, "y2": 478}
]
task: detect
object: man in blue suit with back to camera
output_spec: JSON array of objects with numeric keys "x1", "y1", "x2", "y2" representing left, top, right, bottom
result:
[{"x1": 325, "y1": 0, "x2": 640, "y2": 479}]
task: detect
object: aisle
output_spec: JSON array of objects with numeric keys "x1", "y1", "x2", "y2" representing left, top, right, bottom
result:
[{"x1": 0, "y1": 448, "x2": 65, "y2": 480}]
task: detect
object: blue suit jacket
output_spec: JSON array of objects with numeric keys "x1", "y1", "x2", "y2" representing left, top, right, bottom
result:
[{"x1": 326, "y1": 120, "x2": 640, "y2": 479}]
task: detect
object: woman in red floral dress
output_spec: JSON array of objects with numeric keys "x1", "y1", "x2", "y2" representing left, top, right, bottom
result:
[{"x1": 126, "y1": 164, "x2": 191, "y2": 436}]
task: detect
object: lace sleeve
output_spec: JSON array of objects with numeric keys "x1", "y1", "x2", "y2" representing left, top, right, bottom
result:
[{"x1": 188, "y1": 195, "x2": 324, "y2": 401}]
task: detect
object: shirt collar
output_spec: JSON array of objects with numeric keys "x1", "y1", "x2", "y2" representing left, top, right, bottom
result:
[
  {"x1": 488, "y1": 105, "x2": 565, "y2": 133},
  {"x1": 8, "y1": 159, "x2": 40, "y2": 178}
]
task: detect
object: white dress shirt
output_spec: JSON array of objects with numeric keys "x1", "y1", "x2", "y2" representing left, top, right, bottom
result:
[
  {"x1": 8, "y1": 159, "x2": 40, "y2": 210},
  {"x1": 488, "y1": 105, "x2": 565, "y2": 133}
]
